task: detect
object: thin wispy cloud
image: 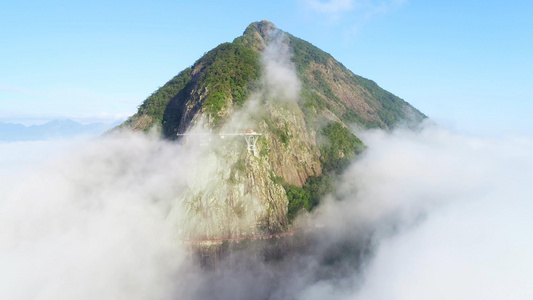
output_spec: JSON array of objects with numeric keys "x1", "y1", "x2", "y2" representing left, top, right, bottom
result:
[
  {"x1": 300, "y1": 0, "x2": 407, "y2": 36},
  {"x1": 303, "y1": 0, "x2": 406, "y2": 15},
  {"x1": 305, "y1": 0, "x2": 355, "y2": 14}
]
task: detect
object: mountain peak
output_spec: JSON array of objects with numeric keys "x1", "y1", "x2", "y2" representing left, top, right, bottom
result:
[
  {"x1": 246, "y1": 20, "x2": 277, "y2": 35},
  {"x1": 120, "y1": 21, "x2": 425, "y2": 241},
  {"x1": 236, "y1": 20, "x2": 279, "y2": 52}
]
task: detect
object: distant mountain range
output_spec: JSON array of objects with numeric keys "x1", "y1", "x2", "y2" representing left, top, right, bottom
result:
[{"x1": 0, "y1": 119, "x2": 123, "y2": 141}]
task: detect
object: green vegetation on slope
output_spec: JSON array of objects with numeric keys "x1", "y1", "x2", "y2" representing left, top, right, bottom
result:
[
  {"x1": 289, "y1": 35, "x2": 330, "y2": 73},
  {"x1": 349, "y1": 75, "x2": 417, "y2": 127},
  {"x1": 287, "y1": 32, "x2": 425, "y2": 130},
  {"x1": 285, "y1": 184, "x2": 311, "y2": 221},
  {"x1": 286, "y1": 121, "x2": 365, "y2": 221},
  {"x1": 286, "y1": 175, "x2": 334, "y2": 221},
  {"x1": 121, "y1": 68, "x2": 192, "y2": 132},
  {"x1": 197, "y1": 43, "x2": 261, "y2": 124},
  {"x1": 320, "y1": 122, "x2": 365, "y2": 173},
  {"x1": 123, "y1": 42, "x2": 260, "y2": 135},
  {"x1": 140, "y1": 69, "x2": 192, "y2": 122}
]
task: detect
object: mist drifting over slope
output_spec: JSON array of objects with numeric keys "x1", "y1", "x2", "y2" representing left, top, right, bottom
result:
[{"x1": 1, "y1": 123, "x2": 532, "y2": 299}]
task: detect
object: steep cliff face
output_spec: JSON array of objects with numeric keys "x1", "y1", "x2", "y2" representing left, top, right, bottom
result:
[
  {"x1": 168, "y1": 135, "x2": 289, "y2": 240},
  {"x1": 122, "y1": 20, "x2": 425, "y2": 241},
  {"x1": 168, "y1": 96, "x2": 321, "y2": 238}
]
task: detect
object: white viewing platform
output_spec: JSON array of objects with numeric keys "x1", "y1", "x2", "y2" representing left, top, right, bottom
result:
[{"x1": 177, "y1": 130, "x2": 262, "y2": 155}]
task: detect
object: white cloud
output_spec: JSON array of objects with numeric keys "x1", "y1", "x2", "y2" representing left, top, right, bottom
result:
[
  {"x1": 305, "y1": 0, "x2": 355, "y2": 14},
  {"x1": 302, "y1": 0, "x2": 407, "y2": 16},
  {"x1": 0, "y1": 132, "x2": 194, "y2": 300},
  {"x1": 262, "y1": 30, "x2": 301, "y2": 101},
  {"x1": 356, "y1": 195, "x2": 533, "y2": 299},
  {"x1": 298, "y1": 124, "x2": 533, "y2": 299},
  {"x1": 1, "y1": 123, "x2": 532, "y2": 299},
  {"x1": 300, "y1": 0, "x2": 407, "y2": 35}
]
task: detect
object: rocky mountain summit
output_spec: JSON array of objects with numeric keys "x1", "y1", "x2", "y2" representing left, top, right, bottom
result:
[{"x1": 120, "y1": 21, "x2": 425, "y2": 242}]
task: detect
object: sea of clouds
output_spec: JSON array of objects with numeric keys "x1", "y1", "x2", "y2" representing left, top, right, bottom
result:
[{"x1": 1, "y1": 122, "x2": 532, "y2": 300}]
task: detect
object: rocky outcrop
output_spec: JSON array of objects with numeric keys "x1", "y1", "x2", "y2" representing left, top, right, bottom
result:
[{"x1": 259, "y1": 100, "x2": 321, "y2": 186}]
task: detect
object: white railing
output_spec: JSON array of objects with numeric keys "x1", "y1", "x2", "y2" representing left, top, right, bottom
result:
[{"x1": 177, "y1": 130, "x2": 262, "y2": 155}]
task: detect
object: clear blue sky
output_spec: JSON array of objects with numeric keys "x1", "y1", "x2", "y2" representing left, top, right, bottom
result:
[{"x1": 1, "y1": 0, "x2": 532, "y2": 136}]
